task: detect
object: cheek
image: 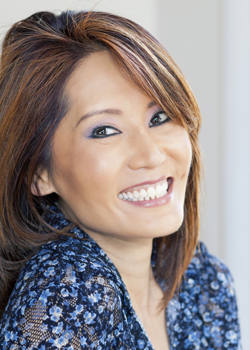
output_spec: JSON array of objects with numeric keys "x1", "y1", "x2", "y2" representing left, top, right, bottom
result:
[
  {"x1": 182, "y1": 137, "x2": 192, "y2": 172},
  {"x1": 168, "y1": 128, "x2": 192, "y2": 176},
  {"x1": 52, "y1": 139, "x2": 123, "y2": 202},
  {"x1": 178, "y1": 135, "x2": 193, "y2": 200}
]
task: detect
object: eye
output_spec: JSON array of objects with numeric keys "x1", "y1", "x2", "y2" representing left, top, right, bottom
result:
[
  {"x1": 90, "y1": 125, "x2": 121, "y2": 138},
  {"x1": 149, "y1": 111, "x2": 170, "y2": 127}
]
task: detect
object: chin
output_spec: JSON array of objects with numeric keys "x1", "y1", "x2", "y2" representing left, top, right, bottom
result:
[
  {"x1": 127, "y1": 214, "x2": 184, "y2": 239},
  {"x1": 155, "y1": 213, "x2": 184, "y2": 238}
]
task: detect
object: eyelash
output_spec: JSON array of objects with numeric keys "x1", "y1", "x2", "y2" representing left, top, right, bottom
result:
[
  {"x1": 90, "y1": 125, "x2": 121, "y2": 138},
  {"x1": 90, "y1": 111, "x2": 170, "y2": 138},
  {"x1": 148, "y1": 111, "x2": 170, "y2": 127}
]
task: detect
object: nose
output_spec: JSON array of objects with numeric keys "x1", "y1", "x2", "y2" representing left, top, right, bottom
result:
[{"x1": 127, "y1": 132, "x2": 166, "y2": 170}]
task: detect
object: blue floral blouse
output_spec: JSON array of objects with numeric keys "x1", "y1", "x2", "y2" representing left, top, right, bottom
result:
[{"x1": 0, "y1": 205, "x2": 241, "y2": 349}]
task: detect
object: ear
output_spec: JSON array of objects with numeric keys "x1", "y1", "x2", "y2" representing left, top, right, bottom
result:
[{"x1": 31, "y1": 169, "x2": 57, "y2": 196}]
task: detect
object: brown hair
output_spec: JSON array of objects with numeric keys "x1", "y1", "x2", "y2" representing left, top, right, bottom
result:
[{"x1": 0, "y1": 11, "x2": 201, "y2": 318}]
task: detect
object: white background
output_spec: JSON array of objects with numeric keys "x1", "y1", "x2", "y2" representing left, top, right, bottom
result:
[{"x1": 1, "y1": 0, "x2": 249, "y2": 348}]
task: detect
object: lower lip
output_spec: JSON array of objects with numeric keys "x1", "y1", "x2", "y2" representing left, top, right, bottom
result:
[{"x1": 120, "y1": 182, "x2": 173, "y2": 208}]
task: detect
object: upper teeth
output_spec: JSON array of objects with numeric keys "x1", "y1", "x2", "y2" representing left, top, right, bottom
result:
[{"x1": 118, "y1": 181, "x2": 168, "y2": 201}]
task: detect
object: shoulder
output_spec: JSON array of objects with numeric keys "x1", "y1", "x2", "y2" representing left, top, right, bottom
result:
[
  {"x1": 173, "y1": 242, "x2": 241, "y2": 349},
  {"x1": 21, "y1": 235, "x2": 119, "y2": 284},
  {"x1": 0, "y1": 237, "x2": 124, "y2": 349},
  {"x1": 183, "y1": 241, "x2": 238, "y2": 314},
  {"x1": 10, "y1": 235, "x2": 122, "y2": 305},
  {"x1": 183, "y1": 241, "x2": 239, "y2": 318},
  {"x1": 11, "y1": 236, "x2": 120, "y2": 299},
  {"x1": 186, "y1": 241, "x2": 235, "y2": 290}
]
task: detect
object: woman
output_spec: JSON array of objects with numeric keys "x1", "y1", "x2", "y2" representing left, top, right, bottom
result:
[{"x1": 0, "y1": 10, "x2": 241, "y2": 349}]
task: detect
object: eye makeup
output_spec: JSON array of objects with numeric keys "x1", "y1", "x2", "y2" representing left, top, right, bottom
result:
[
  {"x1": 149, "y1": 110, "x2": 170, "y2": 127},
  {"x1": 82, "y1": 108, "x2": 171, "y2": 139},
  {"x1": 89, "y1": 125, "x2": 121, "y2": 138}
]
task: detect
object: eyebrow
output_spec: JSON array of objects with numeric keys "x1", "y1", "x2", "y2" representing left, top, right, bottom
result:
[{"x1": 75, "y1": 100, "x2": 157, "y2": 128}]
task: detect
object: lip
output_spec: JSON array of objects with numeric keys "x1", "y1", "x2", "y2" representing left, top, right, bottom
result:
[
  {"x1": 120, "y1": 175, "x2": 167, "y2": 193},
  {"x1": 120, "y1": 178, "x2": 174, "y2": 208}
]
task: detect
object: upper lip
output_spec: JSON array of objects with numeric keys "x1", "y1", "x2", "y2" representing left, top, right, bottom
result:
[{"x1": 120, "y1": 176, "x2": 167, "y2": 192}]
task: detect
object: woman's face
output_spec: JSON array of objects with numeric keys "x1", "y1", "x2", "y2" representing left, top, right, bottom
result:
[{"x1": 44, "y1": 51, "x2": 192, "y2": 240}]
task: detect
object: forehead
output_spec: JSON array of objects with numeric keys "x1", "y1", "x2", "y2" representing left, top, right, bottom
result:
[
  {"x1": 64, "y1": 51, "x2": 152, "y2": 113},
  {"x1": 66, "y1": 51, "x2": 125, "y2": 95}
]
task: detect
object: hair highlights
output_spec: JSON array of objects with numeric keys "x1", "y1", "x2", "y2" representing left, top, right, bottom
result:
[{"x1": 0, "y1": 11, "x2": 201, "y2": 317}]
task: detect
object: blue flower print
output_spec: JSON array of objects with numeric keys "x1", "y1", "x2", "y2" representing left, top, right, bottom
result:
[
  {"x1": 44, "y1": 267, "x2": 56, "y2": 278},
  {"x1": 0, "y1": 204, "x2": 241, "y2": 349},
  {"x1": 226, "y1": 330, "x2": 238, "y2": 344},
  {"x1": 84, "y1": 311, "x2": 96, "y2": 325},
  {"x1": 39, "y1": 289, "x2": 52, "y2": 306},
  {"x1": 137, "y1": 339, "x2": 145, "y2": 349},
  {"x1": 53, "y1": 322, "x2": 63, "y2": 335},
  {"x1": 88, "y1": 291, "x2": 102, "y2": 305},
  {"x1": 50, "y1": 306, "x2": 62, "y2": 322}
]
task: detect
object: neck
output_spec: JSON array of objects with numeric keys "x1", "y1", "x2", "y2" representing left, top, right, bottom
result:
[{"x1": 83, "y1": 230, "x2": 160, "y2": 313}]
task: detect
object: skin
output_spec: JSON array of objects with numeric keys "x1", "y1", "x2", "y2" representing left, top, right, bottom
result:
[{"x1": 33, "y1": 51, "x2": 192, "y2": 350}]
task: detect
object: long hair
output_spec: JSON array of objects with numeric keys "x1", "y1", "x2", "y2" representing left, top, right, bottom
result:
[{"x1": 0, "y1": 11, "x2": 201, "y2": 318}]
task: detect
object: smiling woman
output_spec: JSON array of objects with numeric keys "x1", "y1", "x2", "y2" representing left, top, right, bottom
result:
[
  {"x1": 0, "y1": 10, "x2": 241, "y2": 350},
  {"x1": 43, "y1": 51, "x2": 192, "y2": 243}
]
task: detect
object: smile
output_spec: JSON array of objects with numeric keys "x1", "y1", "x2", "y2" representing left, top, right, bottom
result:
[{"x1": 118, "y1": 177, "x2": 172, "y2": 201}]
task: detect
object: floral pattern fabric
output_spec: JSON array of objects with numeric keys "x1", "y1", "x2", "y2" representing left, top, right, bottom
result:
[{"x1": 0, "y1": 205, "x2": 241, "y2": 349}]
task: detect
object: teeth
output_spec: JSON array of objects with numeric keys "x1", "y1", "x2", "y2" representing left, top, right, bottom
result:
[
  {"x1": 162, "y1": 182, "x2": 168, "y2": 191},
  {"x1": 133, "y1": 190, "x2": 140, "y2": 198},
  {"x1": 147, "y1": 187, "x2": 156, "y2": 198},
  {"x1": 155, "y1": 184, "x2": 163, "y2": 195},
  {"x1": 140, "y1": 189, "x2": 147, "y2": 198},
  {"x1": 127, "y1": 192, "x2": 133, "y2": 199},
  {"x1": 118, "y1": 179, "x2": 170, "y2": 201}
]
